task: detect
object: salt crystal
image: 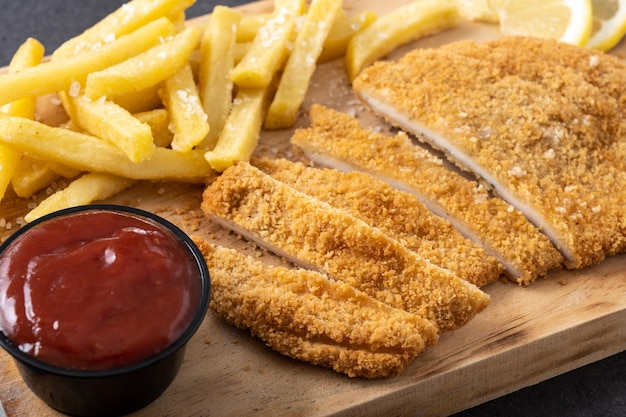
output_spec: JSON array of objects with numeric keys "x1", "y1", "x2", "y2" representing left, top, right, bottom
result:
[{"x1": 68, "y1": 80, "x2": 81, "y2": 97}]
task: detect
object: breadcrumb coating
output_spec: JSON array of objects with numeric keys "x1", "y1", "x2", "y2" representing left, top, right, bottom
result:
[
  {"x1": 192, "y1": 237, "x2": 436, "y2": 378},
  {"x1": 201, "y1": 162, "x2": 490, "y2": 332},
  {"x1": 254, "y1": 157, "x2": 503, "y2": 287},
  {"x1": 353, "y1": 37, "x2": 626, "y2": 269},
  {"x1": 291, "y1": 105, "x2": 562, "y2": 285}
]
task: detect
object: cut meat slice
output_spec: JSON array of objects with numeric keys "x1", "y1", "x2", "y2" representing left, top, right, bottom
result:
[
  {"x1": 201, "y1": 161, "x2": 490, "y2": 332},
  {"x1": 254, "y1": 157, "x2": 504, "y2": 287},
  {"x1": 192, "y1": 238, "x2": 437, "y2": 378},
  {"x1": 291, "y1": 104, "x2": 563, "y2": 285},
  {"x1": 352, "y1": 37, "x2": 626, "y2": 269}
]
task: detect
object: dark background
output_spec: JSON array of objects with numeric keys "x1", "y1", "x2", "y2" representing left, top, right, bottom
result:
[{"x1": 1, "y1": 1, "x2": 625, "y2": 415}]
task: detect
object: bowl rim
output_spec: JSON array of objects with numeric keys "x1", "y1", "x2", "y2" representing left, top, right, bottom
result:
[{"x1": 0, "y1": 203, "x2": 211, "y2": 378}]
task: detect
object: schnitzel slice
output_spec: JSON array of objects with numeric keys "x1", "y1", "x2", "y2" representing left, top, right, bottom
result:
[
  {"x1": 352, "y1": 37, "x2": 626, "y2": 268},
  {"x1": 192, "y1": 238, "x2": 437, "y2": 378},
  {"x1": 440, "y1": 37, "x2": 626, "y2": 169},
  {"x1": 443, "y1": 37, "x2": 626, "y2": 116},
  {"x1": 291, "y1": 105, "x2": 563, "y2": 285},
  {"x1": 254, "y1": 157, "x2": 503, "y2": 287},
  {"x1": 201, "y1": 161, "x2": 490, "y2": 332}
]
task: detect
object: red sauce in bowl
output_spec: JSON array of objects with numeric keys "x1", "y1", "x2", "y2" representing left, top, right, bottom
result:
[{"x1": 0, "y1": 209, "x2": 202, "y2": 370}]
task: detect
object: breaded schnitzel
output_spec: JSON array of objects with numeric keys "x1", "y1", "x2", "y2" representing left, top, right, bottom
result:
[
  {"x1": 254, "y1": 157, "x2": 503, "y2": 287},
  {"x1": 352, "y1": 37, "x2": 626, "y2": 269},
  {"x1": 202, "y1": 161, "x2": 490, "y2": 332},
  {"x1": 291, "y1": 105, "x2": 563, "y2": 285},
  {"x1": 192, "y1": 237, "x2": 437, "y2": 378}
]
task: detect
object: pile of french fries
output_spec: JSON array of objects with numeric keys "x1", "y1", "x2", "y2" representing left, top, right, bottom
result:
[{"x1": 0, "y1": 0, "x2": 461, "y2": 223}]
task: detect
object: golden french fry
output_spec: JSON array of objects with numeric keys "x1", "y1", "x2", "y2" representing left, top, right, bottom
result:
[
  {"x1": 168, "y1": 10, "x2": 188, "y2": 32},
  {"x1": 63, "y1": 95, "x2": 155, "y2": 163},
  {"x1": 230, "y1": 0, "x2": 304, "y2": 88},
  {"x1": 317, "y1": 9, "x2": 378, "y2": 63},
  {"x1": 54, "y1": 0, "x2": 194, "y2": 57},
  {"x1": 110, "y1": 85, "x2": 162, "y2": 113},
  {"x1": 1, "y1": 38, "x2": 45, "y2": 118},
  {"x1": 135, "y1": 108, "x2": 173, "y2": 148},
  {"x1": 47, "y1": 162, "x2": 82, "y2": 179},
  {"x1": 0, "y1": 18, "x2": 176, "y2": 107},
  {"x1": 159, "y1": 63, "x2": 210, "y2": 152},
  {"x1": 264, "y1": 0, "x2": 342, "y2": 129},
  {"x1": 0, "y1": 37, "x2": 46, "y2": 202},
  {"x1": 25, "y1": 173, "x2": 136, "y2": 222},
  {"x1": 84, "y1": 25, "x2": 201, "y2": 100},
  {"x1": 233, "y1": 42, "x2": 251, "y2": 64},
  {"x1": 345, "y1": 0, "x2": 459, "y2": 81},
  {"x1": 236, "y1": 13, "x2": 271, "y2": 43},
  {"x1": 0, "y1": 145, "x2": 24, "y2": 198},
  {"x1": 0, "y1": 116, "x2": 212, "y2": 182},
  {"x1": 11, "y1": 157, "x2": 60, "y2": 198},
  {"x1": 197, "y1": 5, "x2": 242, "y2": 149},
  {"x1": 204, "y1": 84, "x2": 274, "y2": 172}
]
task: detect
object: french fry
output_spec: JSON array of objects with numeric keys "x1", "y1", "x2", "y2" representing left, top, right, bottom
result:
[
  {"x1": 345, "y1": 0, "x2": 459, "y2": 81},
  {"x1": 84, "y1": 25, "x2": 200, "y2": 100},
  {"x1": 1, "y1": 38, "x2": 44, "y2": 118},
  {"x1": 230, "y1": 0, "x2": 305, "y2": 88},
  {"x1": 53, "y1": 0, "x2": 195, "y2": 57},
  {"x1": 11, "y1": 157, "x2": 60, "y2": 198},
  {"x1": 264, "y1": 0, "x2": 342, "y2": 129},
  {"x1": 159, "y1": 63, "x2": 210, "y2": 152},
  {"x1": 110, "y1": 85, "x2": 162, "y2": 113},
  {"x1": 235, "y1": 10, "x2": 378, "y2": 66},
  {"x1": 236, "y1": 13, "x2": 271, "y2": 43},
  {"x1": 24, "y1": 173, "x2": 136, "y2": 223},
  {"x1": 63, "y1": 95, "x2": 155, "y2": 163},
  {"x1": 0, "y1": 37, "x2": 45, "y2": 202},
  {"x1": 47, "y1": 162, "x2": 82, "y2": 179},
  {"x1": 204, "y1": 84, "x2": 274, "y2": 172},
  {"x1": 0, "y1": 116, "x2": 212, "y2": 182},
  {"x1": 168, "y1": 10, "x2": 188, "y2": 32},
  {"x1": 233, "y1": 42, "x2": 252, "y2": 64},
  {"x1": 317, "y1": 9, "x2": 378, "y2": 63},
  {"x1": 197, "y1": 5, "x2": 242, "y2": 149},
  {"x1": 0, "y1": 17, "x2": 176, "y2": 107},
  {"x1": 135, "y1": 108, "x2": 173, "y2": 148}
]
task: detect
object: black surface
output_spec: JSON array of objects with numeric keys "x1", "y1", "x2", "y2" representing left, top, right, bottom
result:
[{"x1": 1, "y1": 1, "x2": 625, "y2": 416}]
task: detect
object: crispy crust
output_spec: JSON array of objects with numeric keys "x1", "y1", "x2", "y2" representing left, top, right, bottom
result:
[
  {"x1": 291, "y1": 104, "x2": 563, "y2": 284},
  {"x1": 254, "y1": 157, "x2": 503, "y2": 287},
  {"x1": 192, "y1": 238, "x2": 435, "y2": 378},
  {"x1": 201, "y1": 162, "x2": 490, "y2": 332},
  {"x1": 353, "y1": 37, "x2": 626, "y2": 269}
]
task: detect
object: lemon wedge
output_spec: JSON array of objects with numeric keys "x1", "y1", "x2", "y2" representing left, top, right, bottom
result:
[
  {"x1": 587, "y1": 0, "x2": 626, "y2": 50},
  {"x1": 488, "y1": 0, "x2": 593, "y2": 46}
]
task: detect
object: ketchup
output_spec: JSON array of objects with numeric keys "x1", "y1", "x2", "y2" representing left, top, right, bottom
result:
[{"x1": 0, "y1": 210, "x2": 202, "y2": 370}]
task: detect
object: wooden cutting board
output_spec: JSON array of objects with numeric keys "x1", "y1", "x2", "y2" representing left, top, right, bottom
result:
[{"x1": 2, "y1": 1, "x2": 626, "y2": 416}]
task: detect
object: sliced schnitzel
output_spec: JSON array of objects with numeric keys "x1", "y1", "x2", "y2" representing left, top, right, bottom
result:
[
  {"x1": 291, "y1": 105, "x2": 563, "y2": 285},
  {"x1": 201, "y1": 161, "x2": 490, "y2": 332},
  {"x1": 254, "y1": 157, "x2": 503, "y2": 287},
  {"x1": 192, "y1": 238, "x2": 436, "y2": 378},
  {"x1": 352, "y1": 37, "x2": 626, "y2": 269}
]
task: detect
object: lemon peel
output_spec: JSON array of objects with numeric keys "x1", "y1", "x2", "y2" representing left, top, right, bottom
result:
[{"x1": 587, "y1": 0, "x2": 626, "y2": 50}]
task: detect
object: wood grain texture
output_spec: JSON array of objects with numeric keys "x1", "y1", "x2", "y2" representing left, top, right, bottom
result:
[{"x1": 1, "y1": 1, "x2": 626, "y2": 416}]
